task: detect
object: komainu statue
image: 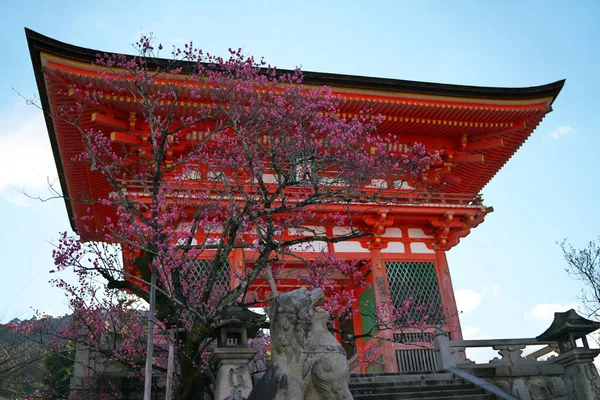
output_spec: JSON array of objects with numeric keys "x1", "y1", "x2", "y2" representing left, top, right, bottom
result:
[{"x1": 248, "y1": 287, "x2": 353, "y2": 400}]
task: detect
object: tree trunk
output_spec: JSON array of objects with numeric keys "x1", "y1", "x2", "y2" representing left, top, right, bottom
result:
[
  {"x1": 175, "y1": 354, "x2": 210, "y2": 400},
  {"x1": 172, "y1": 330, "x2": 213, "y2": 400}
]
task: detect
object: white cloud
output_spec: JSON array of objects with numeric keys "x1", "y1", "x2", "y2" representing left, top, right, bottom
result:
[
  {"x1": 489, "y1": 285, "x2": 501, "y2": 297},
  {"x1": 548, "y1": 125, "x2": 575, "y2": 139},
  {"x1": 0, "y1": 100, "x2": 57, "y2": 206},
  {"x1": 455, "y1": 285, "x2": 501, "y2": 314},
  {"x1": 455, "y1": 289, "x2": 483, "y2": 313},
  {"x1": 462, "y1": 326, "x2": 481, "y2": 340},
  {"x1": 524, "y1": 302, "x2": 579, "y2": 323}
]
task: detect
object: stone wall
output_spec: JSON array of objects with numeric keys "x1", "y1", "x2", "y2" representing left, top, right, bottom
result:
[{"x1": 461, "y1": 363, "x2": 568, "y2": 400}]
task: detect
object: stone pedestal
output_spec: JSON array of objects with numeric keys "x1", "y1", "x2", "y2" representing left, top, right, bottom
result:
[
  {"x1": 554, "y1": 348, "x2": 600, "y2": 400},
  {"x1": 209, "y1": 347, "x2": 257, "y2": 400}
]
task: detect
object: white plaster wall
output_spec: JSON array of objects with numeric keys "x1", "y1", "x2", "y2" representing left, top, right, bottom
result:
[
  {"x1": 383, "y1": 228, "x2": 402, "y2": 238},
  {"x1": 288, "y1": 226, "x2": 326, "y2": 236},
  {"x1": 381, "y1": 242, "x2": 405, "y2": 253},
  {"x1": 261, "y1": 174, "x2": 278, "y2": 183},
  {"x1": 290, "y1": 241, "x2": 328, "y2": 252},
  {"x1": 408, "y1": 228, "x2": 434, "y2": 238},
  {"x1": 410, "y1": 242, "x2": 435, "y2": 254},
  {"x1": 333, "y1": 241, "x2": 369, "y2": 253},
  {"x1": 366, "y1": 179, "x2": 388, "y2": 189},
  {"x1": 333, "y1": 226, "x2": 362, "y2": 236}
]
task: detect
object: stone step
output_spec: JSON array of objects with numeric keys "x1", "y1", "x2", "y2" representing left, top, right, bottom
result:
[
  {"x1": 349, "y1": 371, "x2": 498, "y2": 400},
  {"x1": 351, "y1": 382, "x2": 476, "y2": 395},
  {"x1": 351, "y1": 372, "x2": 455, "y2": 385},
  {"x1": 350, "y1": 378, "x2": 467, "y2": 389},
  {"x1": 409, "y1": 395, "x2": 495, "y2": 400},
  {"x1": 350, "y1": 370, "x2": 454, "y2": 378},
  {"x1": 351, "y1": 388, "x2": 491, "y2": 399}
]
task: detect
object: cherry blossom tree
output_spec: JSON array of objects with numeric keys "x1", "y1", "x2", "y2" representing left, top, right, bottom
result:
[{"x1": 41, "y1": 36, "x2": 441, "y2": 399}]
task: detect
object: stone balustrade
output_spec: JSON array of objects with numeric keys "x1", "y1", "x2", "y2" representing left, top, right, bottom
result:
[
  {"x1": 435, "y1": 332, "x2": 559, "y2": 368},
  {"x1": 433, "y1": 328, "x2": 600, "y2": 400}
]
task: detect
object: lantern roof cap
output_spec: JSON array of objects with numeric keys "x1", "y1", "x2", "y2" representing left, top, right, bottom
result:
[{"x1": 537, "y1": 309, "x2": 600, "y2": 342}]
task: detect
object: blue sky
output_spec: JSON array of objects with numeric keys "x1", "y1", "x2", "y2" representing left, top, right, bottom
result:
[{"x1": 1, "y1": 0, "x2": 599, "y2": 360}]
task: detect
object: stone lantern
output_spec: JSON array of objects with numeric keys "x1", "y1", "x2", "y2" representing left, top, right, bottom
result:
[
  {"x1": 537, "y1": 308, "x2": 600, "y2": 400},
  {"x1": 537, "y1": 308, "x2": 600, "y2": 353},
  {"x1": 209, "y1": 307, "x2": 266, "y2": 400}
]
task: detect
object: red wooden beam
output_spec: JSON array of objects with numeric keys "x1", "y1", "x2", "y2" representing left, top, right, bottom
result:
[
  {"x1": 110, "y1": 131, "x2": 144, "y2": 145},
  {"x1": 92, "y1": 112, "x2": 129, "y2": 130},
  {"x1": 452, "y1": 154, "x2": 485, "y2": 164},
  {"x1": 465, "y1": 138, "x2": 504, "y2": 151},
  {"x1": 443, "y1": 173, "x2": 462, "y2": 185}
]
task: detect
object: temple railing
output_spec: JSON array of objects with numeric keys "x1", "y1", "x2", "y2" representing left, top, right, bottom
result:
[
  {"x1": 129, "y1": 181, "x2": 483, "y2": 207},
  {"x1": 434, "y1": 334, "x2": 559, "y2": 369}
]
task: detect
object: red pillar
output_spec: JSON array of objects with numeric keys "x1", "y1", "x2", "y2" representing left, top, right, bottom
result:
[
  {"x1": 230, "y1": 248, "x2": 244, "y2": 290},
  {"x1": 369, "y1": 247, "x2": 398, "y2": 373},
  {"x1": 351, "y1": 298, "x2": 367, "y2": 373},
  {"x1": 435, "y1": 250, "x2": 462, "y2": 340}
]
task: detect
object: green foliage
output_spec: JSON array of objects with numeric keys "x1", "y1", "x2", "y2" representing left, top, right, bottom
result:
[{"x1": 42, "y1": 341, "x2": 75, "y2": 399}]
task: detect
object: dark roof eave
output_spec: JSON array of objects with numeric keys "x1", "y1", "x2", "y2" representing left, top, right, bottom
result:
[
  {"x1": 26, "y1": 28, "x2": 76, "y2": 231},
  {"x1": 25, "y1": 28, "x2": 565, "y2": 103},
  {"x1": 25, "y1": 28, "x2": 566, "y2": 230}
]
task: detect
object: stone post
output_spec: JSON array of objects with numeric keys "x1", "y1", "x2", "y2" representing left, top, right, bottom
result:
[
  {"x1": 554, "y1": 348, "x2": 600, "y2": 400},
  {"x1": 209, "y1": 347, "x2": 257, "y2": 400},
  {"x1": 434, "y1": 328, "x2": 456, "y2": 369}
]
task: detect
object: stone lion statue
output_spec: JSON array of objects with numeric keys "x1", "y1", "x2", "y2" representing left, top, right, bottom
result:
[{"x1": 248, "y1": 287, "x2": 353, "y2": 400}]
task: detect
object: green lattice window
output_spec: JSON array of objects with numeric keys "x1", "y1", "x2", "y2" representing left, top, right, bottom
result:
[
  {"x1": 359, "y1": 286, "x2": 377, "y2": 342},
  {"x1": 386, "y1": 262, "x2": 444, "y2": 325}
]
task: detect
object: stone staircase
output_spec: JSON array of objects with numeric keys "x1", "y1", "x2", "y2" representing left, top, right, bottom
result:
[{"x1": 349, "y1": 371, "x2": 497, "y2": 400}]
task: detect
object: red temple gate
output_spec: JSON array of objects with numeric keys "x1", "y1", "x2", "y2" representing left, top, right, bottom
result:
[{"x1": 27, "y1": 29, "x2": 563, "y2": 373}]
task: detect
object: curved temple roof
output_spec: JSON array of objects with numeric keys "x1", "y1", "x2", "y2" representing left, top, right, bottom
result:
[{"x1": 26, "y1": 28, "x2": 564, "y2": 233}]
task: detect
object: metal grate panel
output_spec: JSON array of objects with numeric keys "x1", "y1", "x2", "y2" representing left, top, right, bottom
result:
[
  {"x1": 393, "y1": 332, "x2": 434, "y2": 343},
  {"x1": 396, "y1": 349, "x2": 439, "y2": 372},
  {"x1": 386, "y1": 262, "x2": 444, "y2": 325}
]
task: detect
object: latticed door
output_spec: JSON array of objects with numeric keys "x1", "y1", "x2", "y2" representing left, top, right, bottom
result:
[
  {"x1": 386, "y1": 261, "x2": 444, "y2": 373},
  {"x1": 385, "y1": 261, "x2": 444, "y2": 325}
]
